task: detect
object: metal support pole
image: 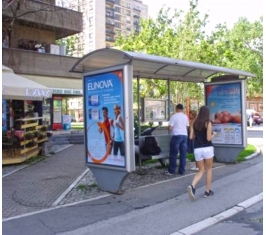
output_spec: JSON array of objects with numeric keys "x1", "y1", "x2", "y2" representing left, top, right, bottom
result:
[
  {"x1": 167, "y1": 78, "x2": 171, "y2": 120},
  {"x1": 137, "y1": 75, "x2": 142, "y2": 170}
]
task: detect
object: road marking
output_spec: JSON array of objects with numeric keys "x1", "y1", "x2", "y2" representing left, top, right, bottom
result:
[{"x1": 170, "y1": 192, "x2": 263, "y2": 235}]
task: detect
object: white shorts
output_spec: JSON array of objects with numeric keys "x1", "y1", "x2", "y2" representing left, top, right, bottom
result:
[{"x1": 194, "y1": 146, "x2": 214, "y2": 161}]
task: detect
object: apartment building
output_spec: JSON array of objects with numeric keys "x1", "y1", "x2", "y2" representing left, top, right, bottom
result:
[{"x1": 72, "y1": 0, "x2": 148, "y2": 56}]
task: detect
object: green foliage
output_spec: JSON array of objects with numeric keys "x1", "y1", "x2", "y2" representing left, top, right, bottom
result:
[
  {"x1": 186, "y1": 153, "x2": 195, "y2": 162},
  {"x1": 77, "y1": 183, "x2": 98, "y2": 191},
  {"x1": 115, "y1": 0, "x2": 263, "y2": 101},
  {"x1": 56, "y1": 35, "x2": 81, "y2": 56},
  {"x1": 24, "y1": 155, "x2": 46, "y2": 164},
  {"x1": 236, "y1": 144, "x2": 257, "y2": 162}
]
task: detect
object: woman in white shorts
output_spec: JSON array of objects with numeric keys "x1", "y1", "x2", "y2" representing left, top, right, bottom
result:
[{"x1": 187, "y1": 106, "x2": 217, "y2": 201}]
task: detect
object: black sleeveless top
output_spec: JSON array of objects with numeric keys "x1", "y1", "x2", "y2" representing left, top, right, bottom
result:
[{"x1": 194, "y1": 126, "x2": 213, "y2": 149}]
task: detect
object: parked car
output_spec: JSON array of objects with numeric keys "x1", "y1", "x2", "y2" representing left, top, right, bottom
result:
[
  {"x1": 253, "y1": 114, "x2": 263, "y2": 125},
  {"x1": 71, "y1": 117, "x2": 76, "y2": 122},
  {"x1": 246, "y1": 109, "x2": 263, "y2": 126}
]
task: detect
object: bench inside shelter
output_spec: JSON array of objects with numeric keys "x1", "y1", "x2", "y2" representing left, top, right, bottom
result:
[{"x1": 135, "y1": 126, "x2": 171, "y2": 166}]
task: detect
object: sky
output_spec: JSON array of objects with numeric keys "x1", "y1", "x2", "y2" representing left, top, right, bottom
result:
[{"x1": 142, "y1": 0, "x2": 263, "y2": 33}]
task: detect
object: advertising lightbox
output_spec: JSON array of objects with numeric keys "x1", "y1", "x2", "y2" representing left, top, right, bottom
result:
[
  {"x1": 141, "y1": 98, "x2": 167, "y2": 122},
  {"x1": 83, "y1": 66, "x2": 134, "y2": 172},
  {"x1": 205, "y1": 81, "x2": 243, "y2": 145}
]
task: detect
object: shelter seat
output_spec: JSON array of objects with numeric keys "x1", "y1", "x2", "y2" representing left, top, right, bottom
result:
[{"x1": 135, "y1": 126, "x2": 171, "y2": 166}]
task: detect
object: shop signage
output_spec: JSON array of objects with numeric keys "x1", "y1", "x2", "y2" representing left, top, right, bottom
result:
[
  {"x1": 25, "y1": 88, "x2": 52, "y2": 98},
  {"x1": 52, "y1": 88, "x2": 83, "y2": 95}
]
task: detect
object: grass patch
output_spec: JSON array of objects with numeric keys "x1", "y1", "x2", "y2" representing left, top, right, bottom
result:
[
  {"x1": 24, "y1": 155, "x2": 46, "y2": 164},
  {"x1": 186, "y1": 153, "x2": 195, "y2": 162},
  {"x1": 71, "y1": 122, "x2": 84, "y2": 130},
  {"x1": 77, "y1": 184, "x2": 89, "y2": 191},
  {"x1": 236, "y1": 144, "x2": 257, "y2": 162},
  {"x1": 90, "y1": 182, "x2": 98, "y2": 188},
  {"x1": 71, "y1": 126, "x2": 84, "y2": 130},
  {"x1": 77, "y1": 183, "x2": 98, "y2": 191}
]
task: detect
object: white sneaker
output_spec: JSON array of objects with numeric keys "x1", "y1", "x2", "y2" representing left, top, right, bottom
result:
[{"x1": 190, "y1": 167, "x2": 199, "y2": 171}]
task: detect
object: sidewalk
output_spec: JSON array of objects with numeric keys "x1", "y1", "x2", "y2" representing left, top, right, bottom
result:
[
  {"x1": 2, "y1": 144, "x2": 225, "y2": 219},
  {"x1": 2, "y1": 135, "x2": 261, "y2": 219},
  {"x1": 2, "y1": 145, "x2": 87, "y2": 219}
]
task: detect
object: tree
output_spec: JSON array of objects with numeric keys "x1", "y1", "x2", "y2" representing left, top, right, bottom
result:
[
  {"x1": 201, "y1": 17, "x2": 263, "y2": 97},
  {"x1": 116, "y1": 0, "x2": 208, "y2": 106},
  {"x1": 115, "y1": 0, "x2": 263, "y2": 103},
  {"x1": 56, "y1": 35, "x2": 81, "y2": 56}
]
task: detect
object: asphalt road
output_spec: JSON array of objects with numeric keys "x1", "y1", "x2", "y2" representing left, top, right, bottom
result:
[{"x1": 196, "y1": 200, "x2": 263, "y2": 235}]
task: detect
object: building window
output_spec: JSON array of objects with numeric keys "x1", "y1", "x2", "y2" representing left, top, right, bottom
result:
[
  {"x1": 115, "y1": 22, "x2": 121, "y2": 28},
  {"x1": 115, "y1": 6, "x2": 120, "y2": 13},
  {"x1": 126, "y1": 3, "x2": 130, "y2": 8},
  {"x1": 115, "y1": 14, "x2": 121, "y2": 20}
]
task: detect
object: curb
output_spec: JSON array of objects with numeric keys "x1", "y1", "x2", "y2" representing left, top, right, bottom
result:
[
  {"x1": 245, "y1": 145, "x2": 261, "y2": 160},
  {"x1": 51, "y1": 168, "x2": 90, "y2": 206},
  {"x1": 171, "y1": 192, "x2": 263, "y2": 235}
]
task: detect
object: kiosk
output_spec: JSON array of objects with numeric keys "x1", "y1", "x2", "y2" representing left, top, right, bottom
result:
[{"x1": 70, "y1": 48, "x2": 255, "y2": 193}]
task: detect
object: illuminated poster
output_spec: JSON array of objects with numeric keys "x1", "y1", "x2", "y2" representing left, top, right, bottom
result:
[
  {"x1": 2, "y1": 99, "x2": 7, "y2": 132},
  {"x1": 52, "y1": 97, "x2": 62, "y2": 130},
  {"x1": 205, "y1": 82, "x2": 242, "y2": 145},
  {"x1": 84, "y1": 70, "x2": 125, "y2": 167},
  {"x1": 142, "y1": 98, "x2": 167, "y2": 122}
]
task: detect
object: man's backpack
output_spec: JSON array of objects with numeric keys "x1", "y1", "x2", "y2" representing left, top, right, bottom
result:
[{"x1": 141, "y1": 136, "x2": 161, "y2": 155}]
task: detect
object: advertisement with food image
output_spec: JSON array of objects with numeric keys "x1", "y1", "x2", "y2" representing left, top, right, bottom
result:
[{"x1": 205, "y1": 82, "x2": 243, "y2": 145}]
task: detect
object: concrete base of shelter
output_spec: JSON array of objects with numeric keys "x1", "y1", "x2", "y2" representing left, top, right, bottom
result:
[
  {"x1": 214, "y1": 146, "x2": 244, "y2": 163},
  {"x1": 89, "y1": 166, "x2": 129, "y2": 194}
]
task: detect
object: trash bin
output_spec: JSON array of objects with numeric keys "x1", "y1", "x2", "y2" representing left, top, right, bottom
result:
[
  {"x1": 62, "y1": 115, "x2": 71, "y2": 131},
  {"x1": 63, "y1": 123, "x2": 70, "y2": 131}
]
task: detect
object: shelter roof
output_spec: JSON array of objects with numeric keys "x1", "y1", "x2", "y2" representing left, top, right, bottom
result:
[{"x1": 70, "y1": 48, "x2": 255, "y2": 83}]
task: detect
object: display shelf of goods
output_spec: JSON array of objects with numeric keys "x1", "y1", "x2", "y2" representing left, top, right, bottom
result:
[
  {"x1": 24, "y1": 132, "x2": 34, "y2": 140},
  {"x1": 2, "y1": 117, "x2": 47, "y2": 165},
  {"x1": 20, "y1": 120, "x2": 39, "y2": 129},
  {"x1": 37, "y1": 133, "x2": 47, "y2": 143}
]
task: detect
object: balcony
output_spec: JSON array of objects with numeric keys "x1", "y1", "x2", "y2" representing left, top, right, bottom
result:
[
  {"x1": 2, "y1": 0, "x2": 83, "y2": 39},
  {"x1": 133, "y1": 7, "x2": 141, "y2": 12},
  {"x1": 106, "y1": 21, "x2": 115, "y2": 27},
  {"x1": 106, "y1": 37, "x2": 115, "y2": 42},
  {"x1": 106, "y1": 29, "x2": 116, "y2": 35},
  {"x1": 2, "y1": 48, "x2": 81, "y2": 78},
  {"x1": 106, "y1": 0, "x2": 115, "y2": 4},
  {"x1": 106, "y1": 14, "x2": 115, "y2": 19}
]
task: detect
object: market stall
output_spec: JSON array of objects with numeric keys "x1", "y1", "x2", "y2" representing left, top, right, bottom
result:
[{"x1": 2, "y1": 65, "x2": 52, "y2": 164}]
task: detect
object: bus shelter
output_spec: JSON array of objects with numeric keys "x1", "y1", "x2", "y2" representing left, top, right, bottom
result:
[{"x1": 70, "y1": 48, "x2": 255, "y2": 193}]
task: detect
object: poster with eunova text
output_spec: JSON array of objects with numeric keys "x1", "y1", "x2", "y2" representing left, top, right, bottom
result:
[
  {"x1": 84, "y1": 70, "x2": 125, "y2": 167},
  {"x1": 205, "y1": 82, "x2": 243, "y2": 145}
]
